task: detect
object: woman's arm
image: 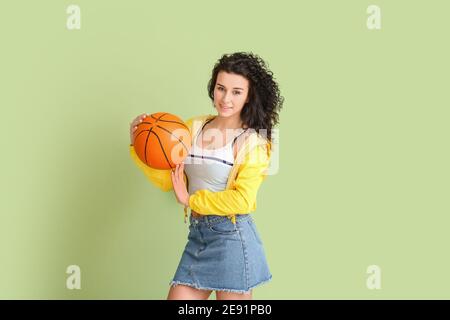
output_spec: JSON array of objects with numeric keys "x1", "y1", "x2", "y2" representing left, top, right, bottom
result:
[
  {"x1": 188, "y1": 144, "x2": 270, "y2": 215},
  {"x1": 129, "y1": 116, "x2": 195, "y2": 192}
]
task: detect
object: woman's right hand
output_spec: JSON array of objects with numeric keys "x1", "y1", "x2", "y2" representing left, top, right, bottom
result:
[{"x1": 129, "y1": 113, "x2": 148, "y2": 145}]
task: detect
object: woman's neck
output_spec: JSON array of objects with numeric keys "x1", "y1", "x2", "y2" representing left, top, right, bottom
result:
[{"x1": 211, "y1": 114, "x2": 245, "y2": 130}]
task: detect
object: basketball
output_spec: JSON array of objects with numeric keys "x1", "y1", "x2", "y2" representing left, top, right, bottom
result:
[{"x1": 132, "y1": 112, "x2": 192, "y2": 169}]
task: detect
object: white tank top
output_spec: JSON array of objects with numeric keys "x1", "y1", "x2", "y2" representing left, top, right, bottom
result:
[{"x1": 183, "y1": 118, "x2": 248, "y2": 195}]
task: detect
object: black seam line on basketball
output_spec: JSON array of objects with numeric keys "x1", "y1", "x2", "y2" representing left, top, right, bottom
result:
[
  {"x1": 135, "y1": 129, "x2": 151, "y2": 141},
  {"x1": 155, "y1": 125, "x2": 189, "y2": 154},
  {"x1": 133, "y1": 125, "x2": 153, "y2": 141},
  {"x1": 144, "y1": 127, "x2": 154, "y2": 165},
  {"x1": 158, "y1": 113, "x2": 168, "y2": 120},
  {"x1": 136, "y1": 121, "x2": 153, "y2": 127},
  {"x1": 188, "y1": 154, "x2": 233, "y2": 166},
  {"x1": 159, "y1": 113, "x2": 170, "y2": 120},
  {"x1": 151, "y1": 113, "x2": 168, "y2": 122},
  {"x1": 153, "y1": 118, "x2": 189, "y2": 130},
  {"x1": 152, "y1": 130, "x2": 173, "y2": 169}
]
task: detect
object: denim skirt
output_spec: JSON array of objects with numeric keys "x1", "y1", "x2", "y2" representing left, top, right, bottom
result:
[{"x1": 169, "y1": 214, "x2": 272, "y2": 294}]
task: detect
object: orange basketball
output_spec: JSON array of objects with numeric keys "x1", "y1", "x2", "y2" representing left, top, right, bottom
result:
[{"x1": 132, "y1": 112, "x2": 192, "y2": 169}]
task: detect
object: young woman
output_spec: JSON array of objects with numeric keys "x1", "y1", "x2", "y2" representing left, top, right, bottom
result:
[{"x1": 129, "y1": 52, "x2": 283, "y2": 300}]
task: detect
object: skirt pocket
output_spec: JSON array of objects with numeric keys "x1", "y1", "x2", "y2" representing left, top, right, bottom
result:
[{"x1": 208, "y1": 217, "x2": 238, "y2": 235}]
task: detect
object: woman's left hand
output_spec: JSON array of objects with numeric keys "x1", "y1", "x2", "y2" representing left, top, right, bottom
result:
[{"x1": 171, "y1": 163, "x2": 190, "y2": 207}]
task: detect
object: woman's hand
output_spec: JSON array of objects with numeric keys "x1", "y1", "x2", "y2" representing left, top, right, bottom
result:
[
  {"x1": 129, "y1": 113, "x2": 148, "y2": 145},
  {"x1": 171, "y1": 163, "x2": 190, "y2": 207}
]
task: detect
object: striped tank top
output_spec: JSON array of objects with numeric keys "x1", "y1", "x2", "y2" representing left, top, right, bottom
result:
[{"x1": 183, "y1": 118, "x2": 248, "y2": 195}]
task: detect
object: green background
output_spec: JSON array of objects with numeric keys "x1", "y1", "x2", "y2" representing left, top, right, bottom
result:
[{"x1": 1, "y1": 0, "x2": 449, "y2": 299}]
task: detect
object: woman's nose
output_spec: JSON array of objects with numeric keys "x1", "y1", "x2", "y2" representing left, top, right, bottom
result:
[{"x1": 222, "y1": 92, "x2": 232, "y2": 103}]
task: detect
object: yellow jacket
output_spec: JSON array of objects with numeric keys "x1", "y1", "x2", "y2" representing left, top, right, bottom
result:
[{"x1": 129, "y1": 114, "x2": 271, "y2": 224}]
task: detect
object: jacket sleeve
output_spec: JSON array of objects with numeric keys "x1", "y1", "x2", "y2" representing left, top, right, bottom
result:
[
  {"x1": 129, "y1": 145, "x2": 174, "y2": 191},
  {"x1": 188, "y1": 144, "x2": 270, "y2": 215},
  {"x1": 129, "y1": 116, "x2": 194, "y2": 192}
]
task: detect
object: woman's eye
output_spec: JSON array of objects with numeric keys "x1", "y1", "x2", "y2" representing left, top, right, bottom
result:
[{"x1": 216, "y1": 87, "x2": 240, "y2": 95}]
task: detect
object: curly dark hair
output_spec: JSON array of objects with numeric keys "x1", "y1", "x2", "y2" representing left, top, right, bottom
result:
[{"x1": 207, "y1": 52, "x2": 284, "y2": 142}]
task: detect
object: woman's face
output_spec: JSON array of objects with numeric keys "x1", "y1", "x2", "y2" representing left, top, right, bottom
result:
[{"x1": 213, "y1": 71, "x2": 250, "y2": 119}]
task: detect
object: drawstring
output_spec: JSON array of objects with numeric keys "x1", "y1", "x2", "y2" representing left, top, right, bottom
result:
[
  {"x1": 183, "y1": 206, "x2": 188, "y2": 223},
  {"x1": 223, "y1": 215, "x2": 238, "y2": 224},
  {"x1": 183, "y1": 172, "x2": 190, "y2": 224}
]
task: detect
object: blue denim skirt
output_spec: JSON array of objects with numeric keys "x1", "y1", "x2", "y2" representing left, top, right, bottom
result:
[{"x1": 169, "y1": 214, "x2": 272, "y2": 294}]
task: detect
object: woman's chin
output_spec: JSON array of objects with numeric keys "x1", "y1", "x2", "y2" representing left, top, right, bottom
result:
[{"x1": 216, "y1": 108, "x2": 234, "y2": 117}]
